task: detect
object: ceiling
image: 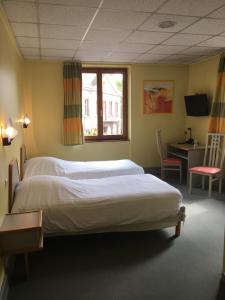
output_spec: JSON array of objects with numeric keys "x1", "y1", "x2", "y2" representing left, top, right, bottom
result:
[{"x1": 2, "y1": 0, "x2": 225, "y2": 64}]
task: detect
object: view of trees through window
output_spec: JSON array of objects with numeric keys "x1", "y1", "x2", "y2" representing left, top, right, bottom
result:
[{"x1": 82, "y1": 68, "x2": 127, "y2": 140}]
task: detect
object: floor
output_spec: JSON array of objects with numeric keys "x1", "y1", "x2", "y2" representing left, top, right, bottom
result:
[{"x1": 8, "y1": 182, "x2": 225, "y2": 300}]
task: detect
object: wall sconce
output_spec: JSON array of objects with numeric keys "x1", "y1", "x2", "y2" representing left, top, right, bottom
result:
[
  {"x1": 1, "y1": 118, "x2": 18, "y2": 146},
  {"x1": 22, "y1": 114, "x2": 31, "y2": 128}
]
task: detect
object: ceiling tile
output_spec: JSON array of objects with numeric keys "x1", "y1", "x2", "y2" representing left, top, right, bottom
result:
[
  {"x1": 75, "y1": 50, "x2": 111, "y2": 61},
  {"x1": 38, "y1": 0, "x2": 101, "y2": 7},
  {"x1": 102, "y1": 0, "x2": 168, "y2": 12},
  {"x1": 158, "y1": 0, "x2": 225, "y2": 17},
  {"x1": 92, "y1": 9, "x2": 150, "y2": 30},
  {"x1": 182, "y1": 18, "x2": 225, "y2": 35},
  {"x1": 10, "y1": 22, "x2": 39, "y2": 37},
  {"x1": 149, "y1": 45, "x2": 188, "y2": 54},
  {"x1": 199, "y1": 36, "x2": 225, "y2": 47},
  {"x1": 40, "y1": 38, "x2": 79, "y2": 50},
  {"x1": 40, "y1": 24, "x2": 85, "y2": 40},
  {"x1": 208, "y1": 5, "x2": 225, "y2": 19},
  {"x1": 137, "y1": 53, "x2": 169, "y2": 61},
  {"x1": 180, "y1": 46, "x2": 222, "y2": 56},
  {"x1": 20, "y1": 48, "x2": 40, "y2": 56},
  {"x1": 3, "y1": 1, "x2": 37, "y2": 22},
  {"x1": 85, "y1": 28, "x2": 132, "y2": 43},
  {"x1": 41, "y1": 48, "x2": 74, "y2": 57},
  {"x1": 160, "y1": 54, "x2": 197, "y2": 63},
  {"x1": 140, "y1": 14, "x2": 198, "y2": 32},
  {"x1": 163, "y1": 33, "x2": 212, "y2": 46},
  {"x1": 16, "y1": 37, "x2": 39, "y2": 47},
  {"x1": 41, "y1": 56, "x2": 70, "y2": 61},
  {"x1": 79, "y1": 41, "x2": 116, "y2": 51},
  {"x1": 114, "y1": 42, "x2": 155, "y2": 53},
  {"x1": 108, "y1": 52, "x2": 140, "y2": 60},
  {"x1": 39, "y1": 4, "x2": 96, "y2": 26},
  {"x1": 126, "y1": 31, "x2": 173, "y2": 44}
]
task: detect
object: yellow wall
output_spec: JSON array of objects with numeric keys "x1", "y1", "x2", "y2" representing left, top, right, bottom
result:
[
  {"x1": 24, "y1": 61, "x2": 188, "y2": 167},
  {"x1": 186, "y1": 55, "x2": 220, "y2": 144},
  {"x1": 0, "y1": 7, "x2": 24, "y2": 286}
]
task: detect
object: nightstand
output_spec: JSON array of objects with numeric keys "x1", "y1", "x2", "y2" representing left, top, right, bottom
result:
[{"x1": 0, "y1": 210, "x2": 43, "y2": 278}]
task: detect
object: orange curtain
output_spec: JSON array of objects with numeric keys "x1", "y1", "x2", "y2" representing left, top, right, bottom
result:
[
  {"x1": 63, "y1": 61, "x2": 83, "y2": 145},
  {"x1": 209, "y1": 53, "x2": 225, "y2": 133}
]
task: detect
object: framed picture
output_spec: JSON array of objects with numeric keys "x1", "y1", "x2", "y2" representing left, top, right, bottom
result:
[{"x1": 143, "y1": 80, "x2": 174, "y2": 114}]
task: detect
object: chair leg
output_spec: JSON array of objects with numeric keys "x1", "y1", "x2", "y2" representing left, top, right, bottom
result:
[
  {"x1": 180, "y1": 166, "x2": 182, "y2": 184},
  {"x1": 208, "y1": 175, "x2": 212, "y2": 198},
  {"x1": 189, "y1": 172, "x2": 192, "y2": 194},
  {"x1": 219, "y1": 177, "x2": 222, "y2": 193},
  {"x1": 202, "y1": 176, "x2": 205, "y2": 190}
]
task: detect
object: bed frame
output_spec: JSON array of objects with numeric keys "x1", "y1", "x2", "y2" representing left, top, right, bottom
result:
[
  {"x1": 13, "y1": 153, "x2": 185, "y2": 237},
  {"x1": 20, "y1": 144, "x2": 27, "y2": 180}
]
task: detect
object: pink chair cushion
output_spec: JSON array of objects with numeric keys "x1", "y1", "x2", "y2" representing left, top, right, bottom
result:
[
  {"x1": 162, "y1": 158, "x2": 182, "y2": 165},
  {"x1": 190, "y1": 166, "x2": 221, "y2": 175}
]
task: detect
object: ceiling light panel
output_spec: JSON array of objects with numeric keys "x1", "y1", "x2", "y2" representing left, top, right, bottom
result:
[
  {"x1": 102, "y1": 0, "x2": 168, "y2": 12},
  {"x1": 92, "y1": 9, "x2": 151, "y2": 30},
  {"x1": 126, "y1": 31, "x2": 173, "y2": 44},
  {"x1": 182, "y1": 18, "x2": 225, "y2": 35},
  {"x1": 140, "y1": 14, "x2": 198, "y2": 32},
  {"x1": 39, "y1": 4, "x2": 97, "y2": 26},
  {"x1": 158, "y1": 0, "x2": 225, "y2": 17},
  {"x1": 3, "y1": 1, "x2": 37, "y2": 22},
  {"x1": 10, "y1": 23, "x2": 39, "y2": 37}
]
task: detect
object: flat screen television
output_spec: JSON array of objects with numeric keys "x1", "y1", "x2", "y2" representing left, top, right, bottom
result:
[{"x1": 184, "y1": 94, "x2": 209, "y2": 116}]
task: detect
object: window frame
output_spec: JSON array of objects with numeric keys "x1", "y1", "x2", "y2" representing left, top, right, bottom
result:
[{"x1": 82, "y1": 67, "x2": 128, "y2": 142}]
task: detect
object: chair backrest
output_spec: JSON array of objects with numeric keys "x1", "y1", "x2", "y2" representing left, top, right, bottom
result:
[
  {"x1": 156, "y1": 129, "x2": 167, "y2": 161},
  {"x1": 203, "y1": 133, "x2": 225, "y2": 168}
]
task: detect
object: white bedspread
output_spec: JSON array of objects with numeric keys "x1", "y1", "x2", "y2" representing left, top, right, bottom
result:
[
  {"x1": 24, "y1": 157, "x2": 144, "y2": 179},
  {"x1": 12, "y1": 174, "x2": 182, "y2": 235}
]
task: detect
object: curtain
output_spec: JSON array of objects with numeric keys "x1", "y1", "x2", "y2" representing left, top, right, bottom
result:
[
  {"x1": 209, "y1": 53, "x2": 225, "y2": 133},
  {"x1": 63, "y1": 61, "x2": 83, "y2": 145}
]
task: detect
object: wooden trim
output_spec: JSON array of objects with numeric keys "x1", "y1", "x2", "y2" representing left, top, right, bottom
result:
[
  {"x1": 20, "y1": 144, "x2": 27, "y2": 180},
  {"x1": 8, "y1": 159, "x2": 20, "y2": 213},
  {"x1": 82, "y1": 67, "x2": 128, "y2": 141}
]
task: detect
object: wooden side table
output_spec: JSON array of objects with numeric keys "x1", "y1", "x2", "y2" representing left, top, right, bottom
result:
[{"x1": 0, "y1": 210, "x2": 43, "y2": 279}]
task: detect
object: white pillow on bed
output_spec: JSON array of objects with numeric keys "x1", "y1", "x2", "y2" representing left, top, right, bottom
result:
[{"x1": 24, "y1": 157, "x2": 66, "y2": 178}]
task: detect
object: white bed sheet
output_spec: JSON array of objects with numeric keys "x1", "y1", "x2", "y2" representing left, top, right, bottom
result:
[
  {"x1": 24, "y1": 157, "x2": 144, "y2": 179},
  {"x1": 12, "y1": 174, "x2": 182, "y2": 235}
]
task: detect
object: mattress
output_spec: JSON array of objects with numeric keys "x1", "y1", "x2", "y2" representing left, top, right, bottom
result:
[
  {"x1": 12, "y1": 174, "x2": 182, "y2": 235},
  {"x1": 23, "y1": 157, "x2": 144, "y2": 179}
]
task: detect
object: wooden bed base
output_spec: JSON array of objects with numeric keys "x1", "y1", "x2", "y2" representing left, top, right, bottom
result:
[{"x1": 9, "y1": 157, "x2": 185, "y2": 237}]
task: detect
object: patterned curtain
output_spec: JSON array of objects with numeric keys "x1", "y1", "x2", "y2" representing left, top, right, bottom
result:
[
  {"x1": 209, "y1": 53, "x2": 225, "y2": 133},
  {"x1": 63, "y1": 61, "x2": 83, "y2": 145}
]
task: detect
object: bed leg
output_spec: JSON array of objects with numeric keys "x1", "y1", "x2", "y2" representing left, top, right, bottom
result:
[{"x1": 175, "y1": 221, "x2": 181, "y2": 237}]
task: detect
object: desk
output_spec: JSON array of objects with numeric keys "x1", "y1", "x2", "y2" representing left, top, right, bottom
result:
[{"x1": 167, "y1": 144, "x2": 205, "y2": 181}]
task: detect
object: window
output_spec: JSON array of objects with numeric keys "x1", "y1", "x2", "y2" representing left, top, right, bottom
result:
[{"x1": 82, "y1": 68, "x2": 128, "y2": 141}]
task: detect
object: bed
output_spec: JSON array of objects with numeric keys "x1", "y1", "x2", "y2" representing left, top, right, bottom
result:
[
  {"x1": 9, "y1": 159, "x2": 185, "y2": 237},
  {"x1": 20, "y1": 145, "x2": 144, "y2": 180}
]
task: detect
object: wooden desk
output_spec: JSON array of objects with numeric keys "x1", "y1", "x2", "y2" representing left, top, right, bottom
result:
[{"x1": 167, "y1": 143, "x2": 205, "y2": 182}]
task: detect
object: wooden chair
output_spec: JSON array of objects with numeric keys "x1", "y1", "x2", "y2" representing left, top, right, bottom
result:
[
  {"x1": 189, "y1": 133, "x2": 225, "y2": 197},
  {"x1": 156, "y1": 129, "x2": 182, "y2": 183}
]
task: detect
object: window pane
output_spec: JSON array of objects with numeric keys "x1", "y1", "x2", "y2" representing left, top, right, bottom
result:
[
  {"x1": 82, "y1": 73, "x2": 98, "y2": 136},
  {"x1": 102, "y1": 73, "x2": 123, "y2": 136}
]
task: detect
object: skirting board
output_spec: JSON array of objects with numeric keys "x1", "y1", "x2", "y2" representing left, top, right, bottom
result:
[{"x1": 0, "y1": 275, "x2": 8, "y2": 300}]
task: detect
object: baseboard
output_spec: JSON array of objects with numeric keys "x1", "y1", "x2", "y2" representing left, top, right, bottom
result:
[{"x1": 0, "y1": 275, "x2": 8, "y2": 300}]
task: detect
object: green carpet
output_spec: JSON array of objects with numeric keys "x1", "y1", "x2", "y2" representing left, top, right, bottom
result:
[{"x1": 8, "y1": 184, "x2": 225, "y2": 300}]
